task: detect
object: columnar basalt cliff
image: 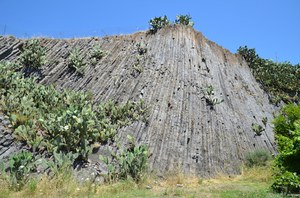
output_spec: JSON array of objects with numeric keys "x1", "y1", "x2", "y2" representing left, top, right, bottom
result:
[{"x1": 0, "y1": 25, "x2": 277, "y2": 176}]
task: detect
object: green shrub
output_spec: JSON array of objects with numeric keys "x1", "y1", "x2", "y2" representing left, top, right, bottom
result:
[
  {"x1": 45, "y1": 151, "x2": 78, "y2": 178},
  {"x1": 68, "y1": 48, "x2": 86, "y2": 74},
  {"x1": 175, "y1": 14, "x2": 194, "y2": 27},
  {"x1": 89, "y1": 45, "x2": 105, "y2": 65},
  {"x1": 245, "y1": 149, "x2": 271, "y2": 167},
  {"x1": 149, "y1": 15, "x2": 170, "y2": 33},
  {"x1": 19, "y1": 39, "x2": 47, "y2": 69},
  {"x1": 272, "y1": 104, "x2": 300, "y2": 194},
  {"x1": 203, "y1": 85, "x2": 224, "y2": 109},
  {"x1": 0, "y1": 61, "x2": 148, "y2": 179},
  {"x1": 7, "y1": 151, "x2": 35, "y2": 191},
  {"x1": 100, "y1": 135, "x2": 149, "y2": 183},
  {"x1": 237, "y1": 46, "x2": 300, "y2": 104},
  {"x1": 251, "y1": 123, "x2": 265, "y2": 136}
]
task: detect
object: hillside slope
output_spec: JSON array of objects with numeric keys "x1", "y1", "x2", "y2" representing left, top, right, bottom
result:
[{"x1": 0, "y1": 25, "x2": 277, "y2": 176}]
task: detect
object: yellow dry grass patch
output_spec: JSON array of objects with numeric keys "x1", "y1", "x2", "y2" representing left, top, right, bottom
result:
[{"x1": 0, "y1": 165, "x2": 279, "y2": 198}]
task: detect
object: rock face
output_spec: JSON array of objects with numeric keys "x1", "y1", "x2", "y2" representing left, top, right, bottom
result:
[{"x1": 0, "y1": 25, "x2": 277, "y2": 177}]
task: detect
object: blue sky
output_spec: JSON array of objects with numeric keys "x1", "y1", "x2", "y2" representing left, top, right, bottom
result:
[{"x1": 1, "y1": 0, "x2": 299, "y2": 64}]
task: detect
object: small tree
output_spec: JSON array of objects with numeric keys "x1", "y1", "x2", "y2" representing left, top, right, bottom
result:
[{"x1": 272, "y1": 104, "x2": 300, "y2": 194}]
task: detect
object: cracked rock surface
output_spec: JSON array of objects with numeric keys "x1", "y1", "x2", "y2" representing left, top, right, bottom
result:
[{"x1": 0, "y1": 26, "x2": 278, "y2": 177}]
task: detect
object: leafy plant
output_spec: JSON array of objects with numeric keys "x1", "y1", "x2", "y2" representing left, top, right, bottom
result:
[
  {"x1": 262, "y1": 117, "x2": 268, "y2": 126},
  {"x1": 89, "y1": 45, "x2": 105, "y2": 65},
  {"x1": 0, "y1": 61, "x2": 148, "y2": 178},
  {"x1": 131, "y1": 56, "x2": 143, "y2": 77},
  {"x1": 251, "y1": 123, "x2": 264, "y2": 136},
  {"x1": 100, "y1": 135, "x2": 149, "y2": 183},
  {"x1": 7, "y1": 151, "x2": 35, "y2": 191},
  {"x1": 203, "y1": 85, "x2": 224, "y2": 109},
  {"x1": 149, "y1": 15, "x2": 171, "y2": 33},
  {"x1": 175, "y1": 14, "x2": 194, "y2": 27},
  {"x1": 19, "y1": 39, "x2": 47, "y2": 69},
  {"x1": 68, "y1": 48, "x2": 86, "y2": 74},
  {"x1": 237, "y1": 46, "x2": 300, "y2": 104},
  {"x1": 46, "y1": 151, "x2": 78, "y2": 178},
  {"x1": 272, "y1": 104, "x2": 300, "y2": 194},
  {"x1": 244, "y1": 149, "x2": 271, "y2": 167},
  {"x1": 136, "y1": 43, "x2": 147, "y2": 55}
]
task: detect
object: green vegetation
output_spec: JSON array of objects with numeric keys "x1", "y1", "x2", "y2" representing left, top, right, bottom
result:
[
  {"x1": 175, "y1": 14, "x2": 194, "y2": 27},
  {"x1": 203, "y1": 85, "x2": 224, "y2": 109},
  {"x1": 237, "y1": 46, "x2": 300, "y2": 104},
  {"x1": 252, "y1": 123, "x2": 265, "y2": 136},
  {"x1": 19, "y1": 39, "x2": 47, "y2": 69},
  {"x1": 89, "y1": 45, "x2": 106, "y2": 65},
  {"x1": 272, "y1": 104, "x2": 300, "y2": 194},
  {"x1": 68, "y1": 47, "x2": 86, "y2": 74},
  {"x1": 6, "y1": 151, "x2": 35, "y2": 191},
  {"x1": 136, "y1": 43, "x2": 147, "y2": 55},
  {"x1": 100, "y1": 135, "x2": 149, "y2": 183},
  {"x1": 245, "y1": 149, "x2": 272, "y2": 167},
  {"x1": 149, "y1": 15, "x2": 195, "y2": 34},
  {"x1": 149, "y1": 15, "x2": 171, "y2": 33},
  {"x1": 262, "y1": 117, "x2": 268, "y2": 126},
  {"x1": 0, "y1": 60, "x2": 147, "y2": 190},
  {"x1": 0, "y1": 165, "x2": 281, "y2": 198}
]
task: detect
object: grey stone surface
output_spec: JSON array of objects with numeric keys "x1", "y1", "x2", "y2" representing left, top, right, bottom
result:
[{"x1": 0, "y1": 26, "x2": 278, "y2": 177}]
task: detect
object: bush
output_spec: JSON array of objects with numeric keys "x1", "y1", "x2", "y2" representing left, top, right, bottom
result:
[
  {"x1": 19, "y1": 39, "x2": 47, "y2": 69},
  {"x1": 251, "y1": 123, "x2": 265, "y2": 136},
  {"x1": 100, "y1": 135, "x2": 149, "y2": 183},
  {"x1": 149, "y1": 15, "x2": 170, "y2": 33},
  {"x1": 237, "y1": 46, "x2": 300, "y2": 104},
  {"x1": 68, "y1": 48, "x2": 86, "y2": 74},
  {"x1": 203, "y1": 85, "x2": 224, "y2": 109},
  {"x1": 7, "y1": 151, "x2": 36, "y2": 191},
  {"x1": 89, "y1": 45, "x2": 105, "y2": 65},
  {"x1": 175, "y1": 14, "x2": 194, "y2": 27},
  {"x1": 0, "y1": 61, "x2": 148, "y2": 186},
  {"x1": 272, "y1": 104, "x2": 300, "y2": 194},
  {"x1": 245, "y1": 149, "x2": 271, "y2": 167}
]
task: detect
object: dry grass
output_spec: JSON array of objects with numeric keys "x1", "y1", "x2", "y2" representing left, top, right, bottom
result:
[{"x1": 0, "y1": 165, "x2": 283, "y2": 198}]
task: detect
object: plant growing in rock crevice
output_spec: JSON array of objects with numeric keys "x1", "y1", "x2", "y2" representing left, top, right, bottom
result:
[
  {"x1": 100, "y1": 135, "x2": 149, "y2": 183},
  {"x1": 89, "y1": 45, "x2": 106, "y2": 66},
  {"x1": 252, "y1": 123, "x2": 265, "y2": 136},
  {"x1": 175, "y1": 14, "x2": 194, "y2": 27},
  {"x1": 6, "y1": 151, "x2": 36, "y2": 191},
  {"x1": 203, "y1": 85, "x2": 224, "y2": 110},
  {"x1": 19, "y1": 39, "x2": 47, "y2": 69},
  {"x1": 149, "y1": 15, "x2": 171, "y2": 34},
  {"x1": 0, "y1": 61, "x2": 149, "y2": 189},
  {"x1": 68, "y1": 48, "x2": 86, "y2": 74}
]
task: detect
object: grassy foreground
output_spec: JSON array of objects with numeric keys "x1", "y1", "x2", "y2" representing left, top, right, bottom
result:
[{"x1": 0, "y1": 165, "x2": 283, "y2": 198}]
